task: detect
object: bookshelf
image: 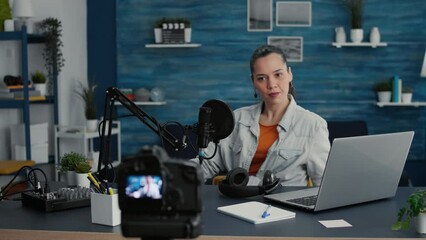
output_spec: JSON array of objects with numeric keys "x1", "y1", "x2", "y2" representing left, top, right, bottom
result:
[{"x1": 0, "y1": 27, "x2": 58, "y2": 160}]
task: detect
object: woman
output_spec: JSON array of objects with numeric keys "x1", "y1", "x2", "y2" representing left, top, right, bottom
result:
[{"x1": 193, "y1": 45, "x2": 330, "y2": 187}]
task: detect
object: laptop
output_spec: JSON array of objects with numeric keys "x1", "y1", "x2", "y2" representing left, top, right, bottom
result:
[{"x1": 264, "y1": 131, "x2": 414, "y2": 212}]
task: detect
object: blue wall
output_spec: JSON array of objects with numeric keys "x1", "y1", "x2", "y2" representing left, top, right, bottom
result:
[{"x1": 115, "y1": 0, "x2": 426, "y2": 163}]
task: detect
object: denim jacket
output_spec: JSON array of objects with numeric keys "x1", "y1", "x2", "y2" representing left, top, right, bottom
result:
[{"x1": 192, "y1": 96, "x2": 330, "y2": 187}]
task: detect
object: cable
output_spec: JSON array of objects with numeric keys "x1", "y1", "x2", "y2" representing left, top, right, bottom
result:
[
  {"x1": 0, "y1": 166, "x2": 49, "y2": 201},
  {"x1": 0, "y1": 166, "x2": 33, "y2": 198}
]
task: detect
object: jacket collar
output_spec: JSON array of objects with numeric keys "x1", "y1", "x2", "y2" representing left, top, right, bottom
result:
[{"x1": 238, "y1": 95, "x2": 297, "y2": 132}]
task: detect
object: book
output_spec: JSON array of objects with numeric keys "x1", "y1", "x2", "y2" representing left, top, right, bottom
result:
[
  {"x1": 13, "y1": 90, "x2": 41, "y2": 99},
  {"x1": 15, "y1": 95, "x2": 46, "y2": 101},
  {"x1": 0, "y1": 92, "x2": 15, "y2": 99},
  {"x1": 217, "y1": 201, "x2": 295, "y2": 224}
]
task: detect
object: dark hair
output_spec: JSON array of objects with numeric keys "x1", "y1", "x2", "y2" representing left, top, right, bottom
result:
[{"x1": 250, "y1": 44, "x2": 295, "y2": 98}]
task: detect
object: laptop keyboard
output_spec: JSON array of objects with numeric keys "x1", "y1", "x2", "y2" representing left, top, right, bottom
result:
[{"x1": 288, "y1": 195, "x2": 318, "y2": 206}]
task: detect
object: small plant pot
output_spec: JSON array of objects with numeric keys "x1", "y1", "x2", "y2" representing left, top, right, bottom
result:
[
  {"x1": 34, "y1": 83, "x2": 47, "y2": 96},
  {"x1": 377, "y1": 91, "x2": 391, "y2": 103},
  {"x1": 416, "y1": 212, "x2": 426, "y2": 234},
  {"x1": 402, "y1": 93, "x2": 413, "y2": 103},
  {"x1": 65, "y1": 171, "x2": 77, "y2": 186},
  {"x1": 75, "y1": 173, "x2": 90, "y2": 188},
  {"x1": 350, "y1": 29, "x2": 364, "y2": 43}
]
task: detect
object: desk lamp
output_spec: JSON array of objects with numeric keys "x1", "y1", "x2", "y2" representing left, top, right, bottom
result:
[
  {"x1": 421, "y1": 50, "x2": 426, "y2": 78},
  {"x1": 12, "y1": 0, "x2": 34, "y2": 31}
]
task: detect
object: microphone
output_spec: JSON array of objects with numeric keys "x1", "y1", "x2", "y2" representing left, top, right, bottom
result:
[{"x1": 197, "y1": 106, "x2": 212, "y2": 149}]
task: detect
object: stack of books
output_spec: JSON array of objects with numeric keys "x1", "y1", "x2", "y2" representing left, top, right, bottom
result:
[{"x1": 0, "y1": 85, "x2": 45, "y2": 101}]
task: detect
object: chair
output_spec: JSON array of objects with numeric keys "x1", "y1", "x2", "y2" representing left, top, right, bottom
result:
[{"x1": 326, "y1": 120, "x2": 368, "y2": 145}]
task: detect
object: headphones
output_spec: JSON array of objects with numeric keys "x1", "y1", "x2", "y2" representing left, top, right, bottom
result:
[{"x1": 218, "y1": 168, "x2": 281, "y2": 198}]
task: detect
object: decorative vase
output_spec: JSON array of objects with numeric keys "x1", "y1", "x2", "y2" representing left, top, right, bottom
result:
[
  {"x1": 184, "y1": 28, "x2": 192, "y2": 43},
  {"x1": 335, "y1": 27, "x2": 346, "y2": 43},
  {"x1": 350, "y1": 29, "x2": 363, "y2": 43},
  {"x1": 86, "y1": 119, "x2": 98, "y2": 132},
  {"x1": 416, "y1": 212, "x2": 426, "y2": 234},
  {"x1": 377, "y1": 91, "x2": 391, "y2": 103},
  {"x1": 34, "y1": 83, "x2": 47, "y2": 96},
  {"x1": 369, "y1": 27, "x2": 380, "y2": 44},
  {"x1": 154, "y1": 28, "x2": 162, "y2": 43},
  {"x1": 402, "y1": 93, "x2": 413, "y2": 103}
]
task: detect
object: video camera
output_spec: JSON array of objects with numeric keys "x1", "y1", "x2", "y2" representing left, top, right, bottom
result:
[{"x1": 117, "y1": 146, "x2": 203, "y2": 238}]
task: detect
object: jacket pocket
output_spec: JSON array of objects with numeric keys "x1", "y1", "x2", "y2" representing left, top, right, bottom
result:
[
  {"x1": 272, "y1": 149, "x2": 303, "y2": 171},
  {"x1": 278, "y1": 149, "x2": 302, "y2": 162}
]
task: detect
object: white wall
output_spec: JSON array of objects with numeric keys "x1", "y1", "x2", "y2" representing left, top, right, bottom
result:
[{"x1": 0, "y1": 0, "x2": 87, "y2": 159}]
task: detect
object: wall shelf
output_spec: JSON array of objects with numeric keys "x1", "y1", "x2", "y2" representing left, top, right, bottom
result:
[
  {"x1": 376, "y1": 102, "x2": 426, "y2": 107},
  {"x1": 145, "y1": 43, "x2": 201, "y2": 48},
  {"x1": 332, "y1": 42, "x2": 387, "y2": 48},
  {"x1": 114, "y1": 101, "x2": 166, "y2": 106}
]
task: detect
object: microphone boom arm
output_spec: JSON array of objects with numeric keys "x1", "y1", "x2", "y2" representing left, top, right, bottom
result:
[{"x1": 97, "y1": 87, "x2": 186, "y2": 173}]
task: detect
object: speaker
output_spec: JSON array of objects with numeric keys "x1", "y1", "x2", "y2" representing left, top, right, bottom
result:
[{"x1": 218, "y1": 168, "x2": 281, "y2": 198}]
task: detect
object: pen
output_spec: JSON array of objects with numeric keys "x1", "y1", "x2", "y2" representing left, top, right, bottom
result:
[
  {"x1": 87, "y1": 174, "x2": 102, "y2": 191},
  {"x1": 88, "y1": 172, "x2": 106, "y2": 193},
  {"x1": 108, "y1": 187, "x2": 114, "y2": 195},
  {"x1": 261, "y1": 205, "x2": 271, "y2": 218},
  {"x1": 103, "y1": 180, "x2": 111, "y2": 195}
]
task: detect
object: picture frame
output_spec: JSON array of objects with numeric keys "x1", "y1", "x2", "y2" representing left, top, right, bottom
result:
[
  {"x1": 276, "y1": 1, "x2": 312, "y2": 27},
  {"x1": 267, "y1": 36, "x2": 303, "y2": 62},
  {"x1": 247, "y1": 0, "x2": 272, "y2": 32}
]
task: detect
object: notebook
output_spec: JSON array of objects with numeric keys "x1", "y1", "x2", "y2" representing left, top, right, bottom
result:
[
  {"x1": 264, "y1": 131, "x2": 414, "y2": 212},
  {"x1": 217, "y1": 201, "x2": 295, "y2": 224}
]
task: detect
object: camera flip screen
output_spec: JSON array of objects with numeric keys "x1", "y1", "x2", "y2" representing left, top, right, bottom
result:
[{"x1": 125, "y1": 175, "x2": 163, "y2": 200}]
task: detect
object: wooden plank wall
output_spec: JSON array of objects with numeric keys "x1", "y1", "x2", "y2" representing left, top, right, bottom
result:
[{"x1": 116, "y1": 0, "x2": 426, "y2": 161}]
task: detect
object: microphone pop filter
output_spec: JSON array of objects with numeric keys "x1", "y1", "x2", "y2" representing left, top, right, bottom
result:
[{"x1": 201, "y1": 99, "x2": 234, "y2": 142}]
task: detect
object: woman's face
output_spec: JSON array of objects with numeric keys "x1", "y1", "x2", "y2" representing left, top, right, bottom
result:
[{"x1": 251, "y1": 53, "x2": 292, "y2": 107}]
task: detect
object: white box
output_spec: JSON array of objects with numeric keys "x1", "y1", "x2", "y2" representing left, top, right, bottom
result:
[
  {"x1": 10, "y1": 122, "x2": 48, "y2": 146},
  {"x1": 91, "y1": 191, "x2": 121, "y2": 226},
  {"x1": 13, "y1": 142, "x2": 48, "y2": 164}
]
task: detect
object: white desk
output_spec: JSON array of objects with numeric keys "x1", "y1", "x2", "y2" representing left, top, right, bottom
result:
[{"x1": 54, "y1": 121, "x2": 121, "y2": 179}]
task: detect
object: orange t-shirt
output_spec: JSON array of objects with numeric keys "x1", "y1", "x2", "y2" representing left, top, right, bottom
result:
[{"x1": 249, "y1": 124, "x2": 278, "y2": 175}]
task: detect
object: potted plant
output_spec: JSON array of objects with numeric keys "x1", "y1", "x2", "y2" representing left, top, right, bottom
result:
[
  {"x1": 60, "y1": 152, "x2": 91, "y2": 187},
  {"x1": 392, "y1": 189, "x2": 426, "y2": 234},
  {"x1": 76, "y1": 80, "x2": 98, "y2": 132},
  {"x1": 31, "y1": 70, "x2": 47, "y2": 96},
  {"x1": 373, "y1": 80, "x2": 392, "y2": 103},
  {"x1": 402, "y1": 87, "x2": 413, "y2": 103},
  {"x1": 39, "y1": 17, "x2": 65, "y2": 96},
  {"x1": 344, "y1": 0, "x2": 363, "y2": 43}
]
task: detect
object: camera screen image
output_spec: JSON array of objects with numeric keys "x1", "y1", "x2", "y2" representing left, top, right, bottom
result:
[{"x1": 125, "y1": 175, "x2": 163, "y2": 200}]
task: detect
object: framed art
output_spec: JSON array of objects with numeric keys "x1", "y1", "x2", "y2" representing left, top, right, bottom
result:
[
  {"x1": 247, "y1": 0, "x2": 272, "y2": 32},
  {"x1": 276, "y1": 1, "x2": 311, "y2": 27},
  {"x1": 267, "y1": 36, "x2": 303, "y2": 62}
]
